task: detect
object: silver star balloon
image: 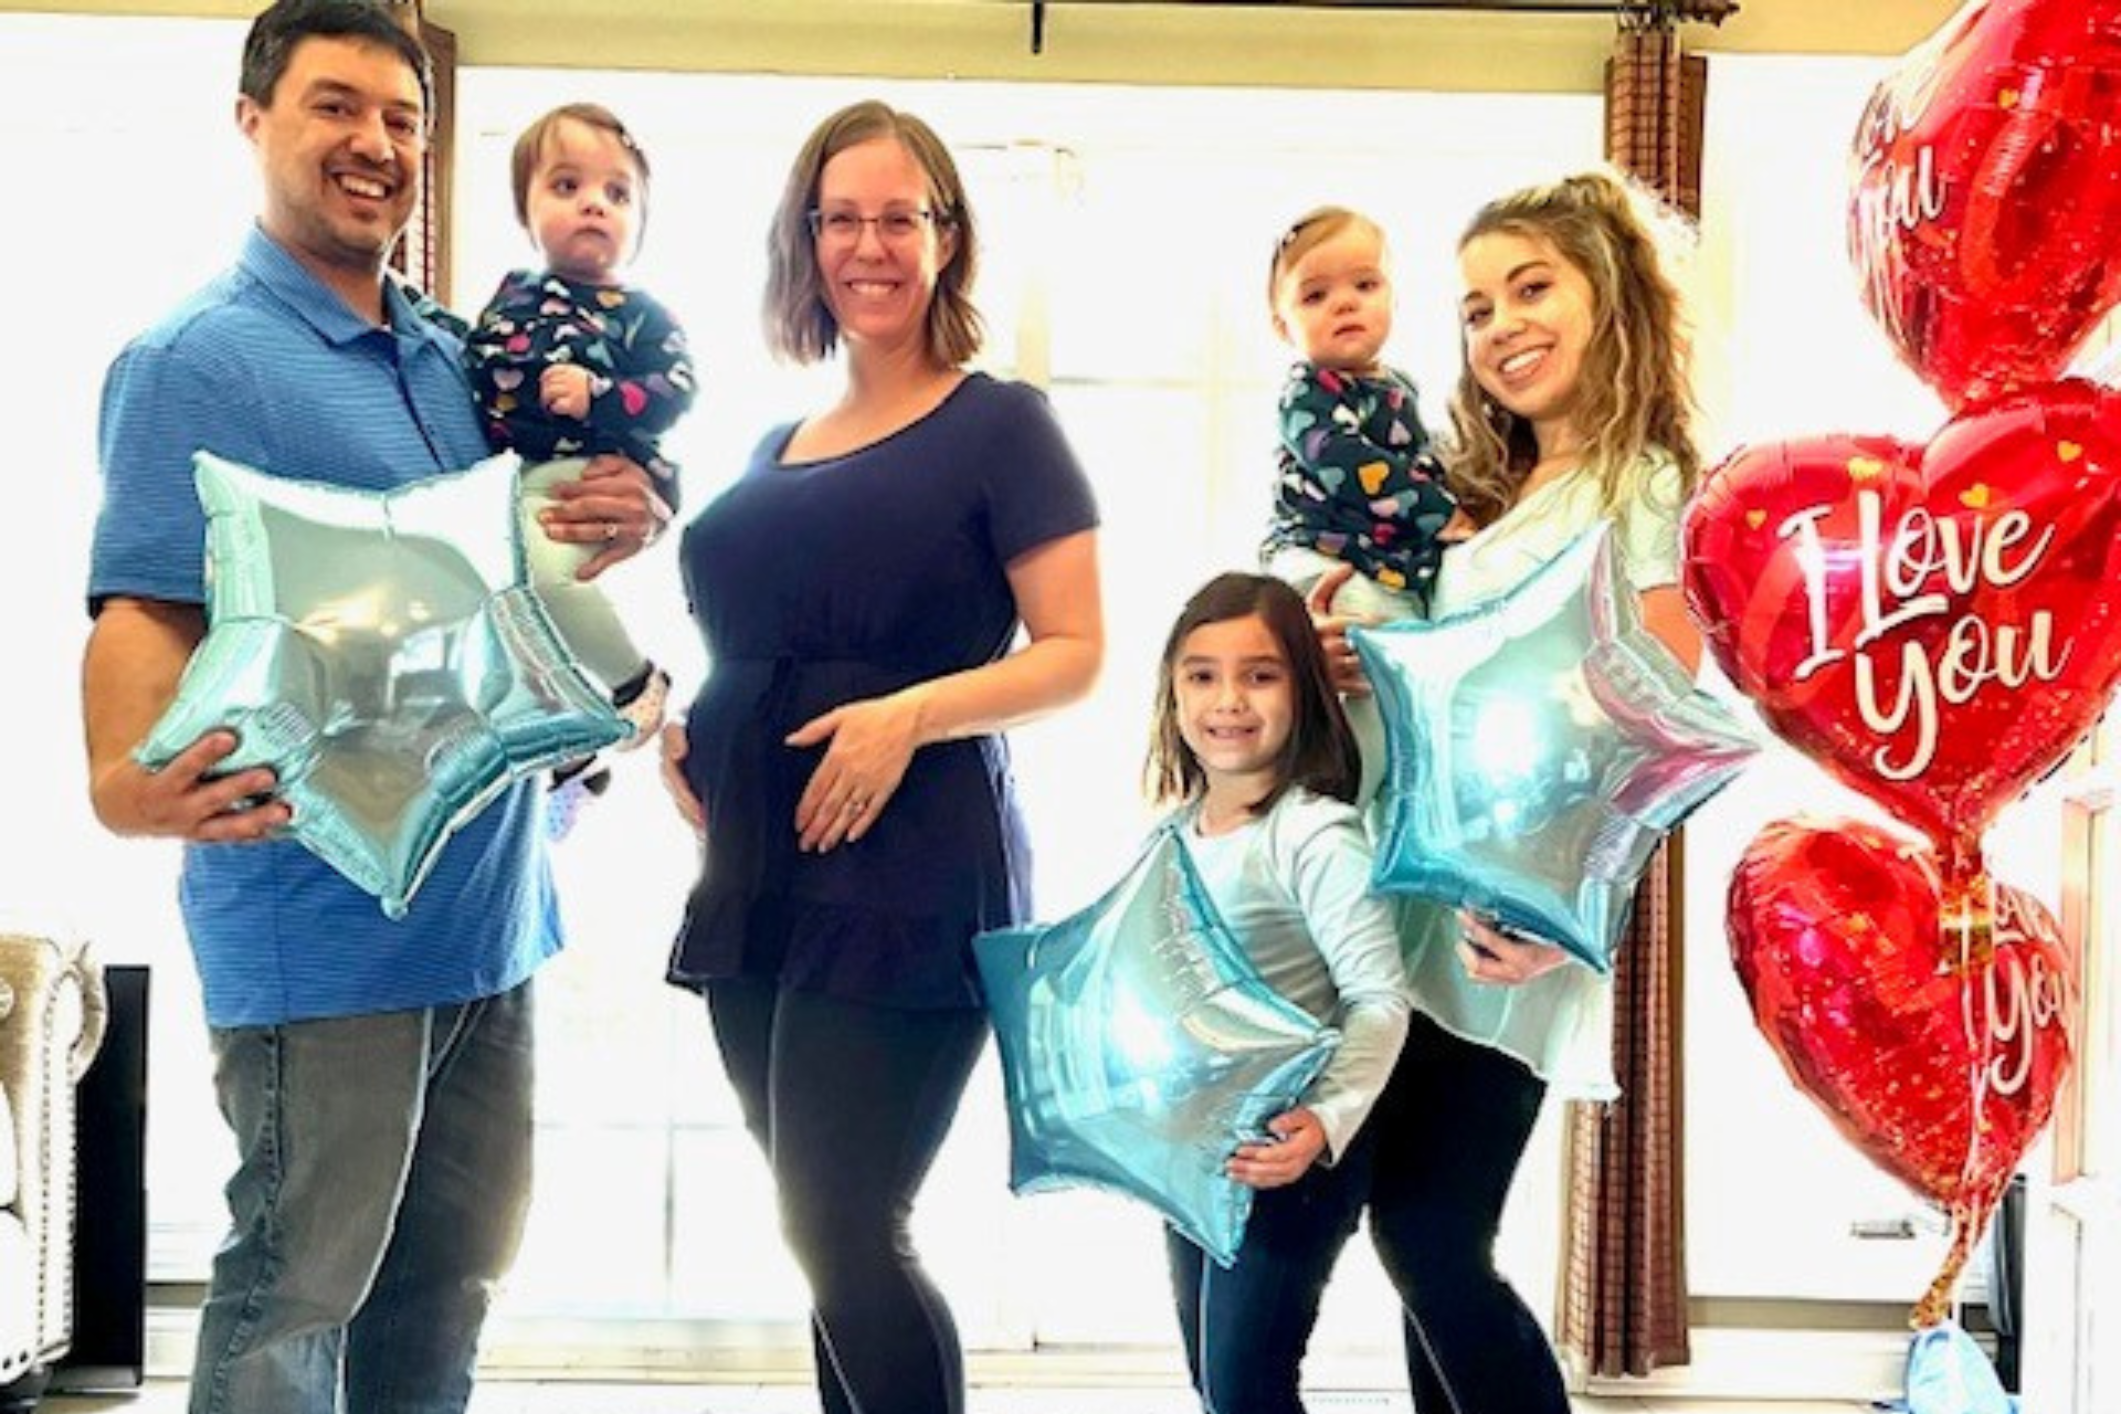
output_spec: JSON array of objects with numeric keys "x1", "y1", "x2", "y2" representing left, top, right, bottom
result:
[
  {"x1": 975, "y1": 826, "x2": 1339, "y2": 1267},
  {"x1": 136, "y1": 450, "x2": 628, "y2": 918},
  {"x1": 1351, "y1": 522, "x2": 1758, "y2": 972}
]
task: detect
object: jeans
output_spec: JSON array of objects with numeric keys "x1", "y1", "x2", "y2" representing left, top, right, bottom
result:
[
  {"x1": 1164, "y1": 1132, "x2": 1375, "y2": 1414},
  {"x1": 706, "y1": 979, "x2": 988, "y2": 1414},
  {"x1": 188, "y1": 981, "x2": 536, "y2": 1414},
  {"x1": 1366, "y1": 1013, "x2": 1569, "y2": 1414}
]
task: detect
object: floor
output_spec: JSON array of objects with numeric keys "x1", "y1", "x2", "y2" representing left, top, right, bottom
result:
[{"x1": 42, "y1": 1383, "x2": 1883, "y2": 1413}]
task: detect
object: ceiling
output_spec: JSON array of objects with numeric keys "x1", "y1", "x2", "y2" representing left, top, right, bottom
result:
[{"x1": 1, "y1": 0, "x2": 1964, "y2": 92}]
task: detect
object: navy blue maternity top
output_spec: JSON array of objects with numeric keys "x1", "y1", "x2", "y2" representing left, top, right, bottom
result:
[{"x1": 668, "y1": 374, "x2": 1099, "y2": 1009}]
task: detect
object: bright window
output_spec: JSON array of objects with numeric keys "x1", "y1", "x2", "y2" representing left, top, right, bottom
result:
[
  {"x1": 11, "y1": 12, "x2": 1609, "y2": 1373},
  {"x1": 456, "y1": 66, "x2": 1600, "y2": 1362}
]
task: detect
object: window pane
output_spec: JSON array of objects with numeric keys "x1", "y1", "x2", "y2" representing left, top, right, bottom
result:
[
  {"x1": 669, "y1": 1127, "x2": 810, "y2": 1320},
  {"x1": 2, "y1": 14, "x2": 257, "y2": 1279},
  {"x1": 511, "y1": 1125, "x2": 671, "y2": 1314},
  {"x1": 29, "y1": 28, "x2": 1604, "y2": 1361}
]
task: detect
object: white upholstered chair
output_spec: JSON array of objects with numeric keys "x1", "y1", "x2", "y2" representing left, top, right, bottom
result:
[{"x1": 0, "y1": 936, "x2": 107, "y2": 1401}]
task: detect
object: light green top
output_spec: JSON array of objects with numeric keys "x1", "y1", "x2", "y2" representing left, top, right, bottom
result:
[{"x1": 1393, "y1": 449, "x2": 1687, "y2": 1102}]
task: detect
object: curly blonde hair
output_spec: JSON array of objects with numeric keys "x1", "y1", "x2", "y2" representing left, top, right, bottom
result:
[{"x1": 1444, "y1": 171, "x2": 1700, "y2": 527}]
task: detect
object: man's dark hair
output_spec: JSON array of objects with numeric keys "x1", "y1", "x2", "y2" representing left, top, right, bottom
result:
[{"x1": 240, "y1": 0, "x2": 433, "y2": 114}]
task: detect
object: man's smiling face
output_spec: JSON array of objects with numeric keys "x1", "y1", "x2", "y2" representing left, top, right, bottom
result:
[{"x1": 240, "y1": 33, "x2": 425, "y2": 288}]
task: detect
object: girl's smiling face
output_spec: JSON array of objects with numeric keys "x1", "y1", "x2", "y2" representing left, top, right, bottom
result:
[
  {"x1": 1173, "y1": 613, "x2": 1295, "y2": 799},
  {"x1": 1458, "y1": 228, "x2": 1598, "y2": 439}
]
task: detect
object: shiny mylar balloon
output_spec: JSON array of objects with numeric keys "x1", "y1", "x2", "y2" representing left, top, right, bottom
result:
[
  {"x1": 973, "y1": 827, "x2": 1339, "y2": 1267},
  {"x1": 1906, "y1": 1319, "x2": 2012, "y2": 1414},
  {"x1": 136, "y1": 450, "x2": 628, "y2": 917},
  {"x1": 1848, "y1": 0, "x2": 2121, "y2": 409},
  {"x1": 1684, "y1": 380, "x2": 2121, "y2": 893},
  {"x1": 1352, "y1": 522, "x2": 1758, "y2": 972},
  {"x1": 1727, "y1": 816, "x2": 2072, "y2": 1326}
]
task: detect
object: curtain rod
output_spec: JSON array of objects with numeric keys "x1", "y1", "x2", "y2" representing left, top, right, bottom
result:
[{"x1": 1028, "y1": 0, "x2": 1739, "y2": 55}]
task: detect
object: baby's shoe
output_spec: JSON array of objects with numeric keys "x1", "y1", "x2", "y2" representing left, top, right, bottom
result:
[
  {"x1": 613, "y1": 663, "x2": 672, "y2": 749},
  {"x1": 546, "y1": 758, "x2": 612, "y2": 843}
]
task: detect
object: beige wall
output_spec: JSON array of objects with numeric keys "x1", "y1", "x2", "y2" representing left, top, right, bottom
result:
[{"x1": 1, "y1": 0, "x2": 1963, "y2": 91}]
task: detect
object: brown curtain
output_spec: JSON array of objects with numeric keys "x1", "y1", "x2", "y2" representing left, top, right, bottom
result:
[
  {"x1": 1560, "y1": 838, "x2": 1690, "y2": 1375},
  {"x1": 387, "y1": 0, "x2": 457, "y2": 304},
  {"x1": 1603, "y1": 18, "x2": 1707, "y2": 216},
  {"x1": 1558, "y1": 11, "x2": 1705, "y2": 1381}
]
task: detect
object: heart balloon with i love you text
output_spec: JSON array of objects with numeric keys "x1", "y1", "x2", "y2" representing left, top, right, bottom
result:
[
  {"x1": 1848, "y1": 0, "x2": 2121, "y2": 411},
  {"x1": 1684, "y1": 381, "x2": 2121, "y2": 885},
  {"x1": 1727, "y1": 816, "x2": 2071, "y2": 1319}
]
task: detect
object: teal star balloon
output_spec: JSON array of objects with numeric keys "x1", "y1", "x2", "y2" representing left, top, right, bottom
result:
[
  {"x1": 136, "y1": 450, "x2": 628, "y2": 918},
  {"x1": 1907, "y1": 1318, "x2": 2011, "y2": 1414},
  {"x1": 974, "y1": 826, "x2": 1339, "y2": 1266},
  {"x1": 1351, "y1": 522, "x2": 1758, "y2": 972}
]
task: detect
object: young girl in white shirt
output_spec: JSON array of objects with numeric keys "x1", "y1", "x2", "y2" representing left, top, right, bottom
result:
[{"x1": 1146, "y1": 572, "x2": 1411, "y2": 1414}]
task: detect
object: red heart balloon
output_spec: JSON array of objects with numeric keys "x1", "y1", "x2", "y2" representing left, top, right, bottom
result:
[
  {"x1": 1727, "y1": 816, "x2": 2072, "y2": 1317},
  {"x1": 1848, "y1": 0, "x2": 2121, "y2": 409},
  {"x1": 1684, "y1": 381, "x2": 2121, "y2": 883}
]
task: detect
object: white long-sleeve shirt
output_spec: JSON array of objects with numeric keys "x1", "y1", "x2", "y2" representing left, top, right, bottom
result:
[{"x1": 1180, "y1": 788, "x2": 1411, "y2": 1161}]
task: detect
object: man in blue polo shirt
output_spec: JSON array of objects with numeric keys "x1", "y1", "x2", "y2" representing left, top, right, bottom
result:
[{"x1": 80, "y1": 3, "x2": 667, "y2": 1410}]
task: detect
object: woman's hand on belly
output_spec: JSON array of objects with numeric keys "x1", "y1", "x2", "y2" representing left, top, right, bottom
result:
[{"x1": 786, "y1": 691, "x2": 923, "y2": 853}]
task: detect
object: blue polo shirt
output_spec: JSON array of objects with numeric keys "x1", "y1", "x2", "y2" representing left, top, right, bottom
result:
[{"x1": 90, "y1": 226, "x2": 562, "y2": 1028}]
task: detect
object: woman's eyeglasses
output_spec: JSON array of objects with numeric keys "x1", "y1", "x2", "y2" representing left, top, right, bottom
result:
[{"x1": 807, "y1": 208, "x2": 940, "y2": 246}]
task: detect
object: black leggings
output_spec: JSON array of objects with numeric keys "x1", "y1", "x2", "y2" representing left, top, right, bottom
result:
[
  {"x1": 705, "y1": 979, "x2": 989, "y2": 1414},
  {"x1": 1365, "y1": 1013, "x2": 1572, "y2": 1414},
  {"x1": 1163, "y1": 1014, "x2": 1569, "y2": 1414},
  {"x1": 1164, "y1": 1129, "x2": 1375, "y2": 1414}
]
